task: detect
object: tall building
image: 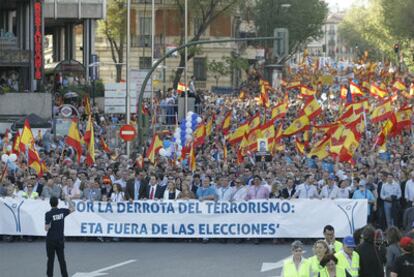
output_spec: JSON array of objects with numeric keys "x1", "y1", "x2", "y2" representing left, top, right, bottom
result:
[
  {"x1": 95, "y1": 0, "x2": 241, "y2": 91},
  {"x1": 305, "y1": 11, "x2": 354, "y2": 63}
]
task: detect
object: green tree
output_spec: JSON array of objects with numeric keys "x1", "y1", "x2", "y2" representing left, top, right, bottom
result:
[
  {"x1": 207, "y1": 56, "x2": 249, "y2": 86},
  {"x1": 98, "y1": 0, "x2": 126, "y2": 82},
  {"x1": 380, "y1": 0, "x2": 414, "y2": 39},
  {"x1": 207, "y1": 59, "x2": 230, "y2": 86},
  {"x1": 172, "y1": 0, "x2": 241, "y2": 87},
  {"x1": 253, "y1": 0, "x2": 328, "y2": 62}
]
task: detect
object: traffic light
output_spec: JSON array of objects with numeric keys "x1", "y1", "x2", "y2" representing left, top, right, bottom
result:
[{"x1": 394, "y1": 44, "x2": 400, "y2": 54}]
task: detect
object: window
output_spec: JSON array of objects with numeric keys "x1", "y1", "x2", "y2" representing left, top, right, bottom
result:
[
  {"x1": 193, "y1": 57, "x2": 206, "y2": 81},
  {"x1": 139, "y1": 57, "x2": 152, "y2": 69}
]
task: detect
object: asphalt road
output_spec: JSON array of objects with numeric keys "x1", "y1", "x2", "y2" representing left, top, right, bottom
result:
[{"x1": 0, "y1": 239, "x2": 313, "y2": 277}]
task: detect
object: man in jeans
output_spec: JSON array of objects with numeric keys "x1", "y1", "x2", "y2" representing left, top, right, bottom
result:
[{"x1": 45, "y1": 196, "x2": 75, "y2": 277}]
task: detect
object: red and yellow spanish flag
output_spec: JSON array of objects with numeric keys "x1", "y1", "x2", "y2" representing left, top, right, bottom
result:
[
  {"x1": 395, "y1": 106, "x2": 412, "y2": 132},
  {"x1": 283, "y1": 115, "x2": 310, "y2": 137},
  {"x1": 221, "y1": 111, "x2": 232, "y2": 135},
  {"x1": 82, "y1": 95, "x2": 91, "y2": 115},
  {"x1": 28, "y1": 145, "x2": 43, "y2": 177},
  {"x1": 259, "y1": 79, "x2": 270, "y2": 108},
  {"x1": 340, "y1": 86, "x2": 348, "y2": 100},
  {"x1": 308, "y1": 135, "x2": 330, "y2": 159},
  {"x1": 65, "y1": 118, "x2": 83, "y2": 163},
  {"x1": 177, "y1": 82, "x2": 187, "y2": 95},
  {"x1": 260, "y1": 120, "x2": 275, "y2": 147},
  {"x1": 300, "y1": 97, "x2": 322, "y2": 120},
  {"x1": 189, "y1": 143, "x2": 196, "y2": 172},
  {"x1": 272, "y1": 124, "x2": 285, "y2": 153},
  {"x1": 193, "y1": 123, "x2": 206, "y2": 147},
  {"x1": 100, "y1": 137, "x2": 111, "y2": 154},
  {"x1": 287, "y1": 81, "x2": 301, "y2": 90},
  {"x1": 222, "y1": 138, "x2": 228, "y2": 162},
  {"x1": 370, "y1": 84, "x2": 388, "y2": 98},
  {"x1": 271, "y1": 100, "x2": 288, "y2": 121},
  {"x1": 248, "y1": 113, "x2": 261, "y2": 130},
  {"x1": 19, "y1": 119, "x2": 34, "y2": 152},
  {"x1": 350, "y1": 81, "x2": 364, "y2": 96},
  {"x1": 370, "y1": 99, "x2": 393, "y2": 124},
  {"x1": 12, "y1": 131, "x2": 21, "y2": 155},
  {"x1": 85, "y1": 116, "x2": 95, "y2": 166},
  {"x1": 227, "y1": 122, "x2": 248, "y2": 145},
  {"x1": 393, "y1": 80, "x2": 406, "y2": 91},
  {"x1": 206, "y1": 116, "x2": 214, "y2": 137},
  {"x1": 300, "y1": 85, "x2": 316, "y2": 97},
  {"x1": 295, "y1": 138, "x2": 306, "y2": 155},
  {"x1": 145, "y1": 134, "x2": 163, "y2": 164}
]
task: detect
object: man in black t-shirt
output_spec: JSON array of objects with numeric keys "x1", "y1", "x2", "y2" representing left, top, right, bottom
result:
[
  {"x1": 391, "y1": 237, "x2": 414, "y2": 277},
  {"x1": 45, "y1": 196, "x2": 75, "y2": 277}
]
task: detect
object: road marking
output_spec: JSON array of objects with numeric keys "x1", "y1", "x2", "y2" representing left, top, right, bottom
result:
[
  {"x1": 261, "y1": 250, "x2": 307, "y2": 274},
  {"x1": 72, "y1": 259, "x2": 136, "y2": 277}
]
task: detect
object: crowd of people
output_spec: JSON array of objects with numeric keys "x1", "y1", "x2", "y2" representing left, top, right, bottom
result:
[
  {"x1": 1, "y1": 59, "x2": 414, "y2": 275},
  {"x1": 282, "y1": 224, "x2": 414, "y2": 277}
]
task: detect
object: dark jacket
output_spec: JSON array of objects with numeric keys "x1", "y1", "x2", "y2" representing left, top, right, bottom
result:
[
  {"x1": 280, "y1": 186, "x2": 296, "y2": 199},
  {"x1": 356, "y1": 241, "x2": 386, "y2": 277},
  {"x1": 125, "y1": 178, "x2": 148, "y2": 200},
  {"x1": 143, "y1": 184, "x2": 165, "y2": 200}
]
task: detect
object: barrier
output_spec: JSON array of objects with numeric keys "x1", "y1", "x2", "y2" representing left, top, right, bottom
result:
[{"x1": 0, "y1": 198, "x2": 367, "y2": 238}]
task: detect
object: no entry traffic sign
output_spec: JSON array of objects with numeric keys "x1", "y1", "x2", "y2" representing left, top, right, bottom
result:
[{"x1": 119, "y1": 125, "x2": 137, "y2": 141}]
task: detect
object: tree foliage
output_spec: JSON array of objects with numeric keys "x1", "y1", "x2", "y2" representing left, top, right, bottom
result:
[
  {"x1": 98, "y1": 0, "x2": 126, "y2": 82},
  {"x1": 381, "y1": 0, "x2": 414, "y2": 39},
  {"x1": 207, "y1": 56, "x2": 249, "y2": 85},
  {"x1": 253, "y1": 0, "x2": 328, "y2": 62},
  {"x1": 339, "y1": 0, "x2": 413, "y2": 70},
  {"x1": 172, "y1": 0, "x2": 241, "y2": 87}
]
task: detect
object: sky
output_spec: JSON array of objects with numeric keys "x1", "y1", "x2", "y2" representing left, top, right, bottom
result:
[{"x1": 325, "y1": 0, "x2": 368, "y2": 11}]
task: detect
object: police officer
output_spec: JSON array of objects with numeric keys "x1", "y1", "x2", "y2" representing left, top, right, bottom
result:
[{"x1": 45, "y1": 196, "x2": 75, "y2": 277}]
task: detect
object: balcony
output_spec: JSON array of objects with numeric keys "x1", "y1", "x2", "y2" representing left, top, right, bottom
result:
[
  {"x1": 44, "y1": 0, "x2": 106, "y2": 19},
  {"x1": 131, "y1": 34, "x2": 165, "y2": 49}
]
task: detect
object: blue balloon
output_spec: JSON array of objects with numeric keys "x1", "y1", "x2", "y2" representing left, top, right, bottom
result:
[{"x1": 163, "y1": 140, "x2": 171, "y2": 149}]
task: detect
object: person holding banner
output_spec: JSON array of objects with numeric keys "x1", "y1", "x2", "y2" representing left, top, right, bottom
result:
[
  {"x1": 281, "y1": 240, "x2": 312, "y2": 277},
  {"x1": 45, "y1": 196, "x2": 75, "y2": 277}
]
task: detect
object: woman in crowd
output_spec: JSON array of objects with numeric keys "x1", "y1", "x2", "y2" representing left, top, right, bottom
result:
[
  {"x1": 110, "y1": 183, "x2": 125, "y2": 202},
  {"x1": 163, "y1": 178, "x2": 181, "y2": 200},
  {"x1": 177, "y1": 181, "x2": 196, "y2": 200},
  {"x1": 318, "y1": 254, "x2": 351, "y2": 277},
  {"x1": 309, "y1": 240, "x2": 330, "y2": 276}
]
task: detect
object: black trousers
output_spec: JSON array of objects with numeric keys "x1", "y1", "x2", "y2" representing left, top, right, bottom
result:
[{"x1": 46, "y1": 239, "x2": 68, "y2": 277}]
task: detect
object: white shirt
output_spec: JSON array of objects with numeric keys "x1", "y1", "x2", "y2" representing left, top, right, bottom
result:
[
  {"x1": 216, "y1": 186, "x2": 233, "y2": 201},
  {"x1": 294, "y1": 183, "x2": 319, "y2": 199},
  {"x1": 337, "y1": 187, "x2": 351, "y2": 199},
  {"x1": 114, "y1": 179, "x2": 127, "y2": 189},
  {"x1": 405, "y1": 179, "x2": 414, "y2": 202},
  {"x1": 110, "y1": 191, "x2": 125, "y2": 202},
  {"x1": 320, "y1": 184, "x2": 340, "y2": 199},
  {"x1": 231, "y1": 186, "x2": 248, "y2": 201}
]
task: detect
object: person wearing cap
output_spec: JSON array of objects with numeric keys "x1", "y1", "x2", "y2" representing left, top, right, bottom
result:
[
  {"x1": 335, "y1": 236, "x2": 360, "y2": 277},
  {"x1": 390, "y1": 236, "x2": 414, "y2": 277},
  {"x1": 323, "y1": 225, "x2": 343, "y2": 253},
  {"x1": 309, "y1": 240, "x2": 330, "y2": 275},
  {"x1": 318, "y1": 254, "x2": 352, "y2": 277},
  {"x1": 352, "y1": 179, "x2": 376, "y2": 222},
  {"x1": 281, "y1": 240, "x2": 312, "y2": 277}
]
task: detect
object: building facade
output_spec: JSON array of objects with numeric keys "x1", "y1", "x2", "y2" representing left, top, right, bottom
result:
[{"x1": 95, "y1": 0, "x2": 243, "y2": 91}]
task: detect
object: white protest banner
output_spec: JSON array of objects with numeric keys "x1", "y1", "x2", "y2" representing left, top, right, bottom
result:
[{"x1": 0, "y1": 198, "x2": 367, "y2": 238}]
